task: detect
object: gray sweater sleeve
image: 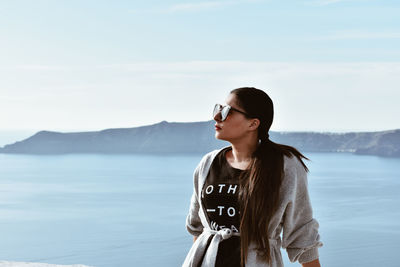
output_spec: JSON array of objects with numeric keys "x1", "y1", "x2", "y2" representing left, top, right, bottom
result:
[
  {"x1": 185, "y1": 161, "x2": 204, "y2": 236},
  {"x1": 281, "y1": 156, "x2": 323, "y2": 264}
]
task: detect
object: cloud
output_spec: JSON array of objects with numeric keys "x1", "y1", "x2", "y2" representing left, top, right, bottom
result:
[
  {"x1": 4, "y1": 65, "x2": 70, "y2": 71},
  {"x1": 318, "y1": 30, "x2": 400, "y2": 40},
  {"x1": 167, "y1": 1, "x2": 227, "y2": 12},
  {"x1": 311, "y1": 0, "x2": 346, "y2": 5},
  {"x1": 167, "y1": 0, "x2": 265, "y2": 13},
  {"x1": 129, "y1": 0, "x2": 264, "y2": 14},
  {"x1": 305, "y1": 0, "x2": 365, "y2": 6}
]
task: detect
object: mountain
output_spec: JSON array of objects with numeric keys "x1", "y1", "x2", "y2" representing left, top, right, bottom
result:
[{"x1": 0, "y1": 120, "x2": 399, "y2": 157}]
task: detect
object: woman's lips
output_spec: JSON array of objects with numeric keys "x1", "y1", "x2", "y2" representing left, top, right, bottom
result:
[{"x1": 215, "y1": 125, "x2": 222, "y2": 130}]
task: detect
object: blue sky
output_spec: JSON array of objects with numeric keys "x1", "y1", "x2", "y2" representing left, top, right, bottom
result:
[
  {"x1": 0, "y1": 0, "x2": 399, "y2": 145},
  {"x1": 2, "y1": 0, "x2": 399, "y2": 63}
]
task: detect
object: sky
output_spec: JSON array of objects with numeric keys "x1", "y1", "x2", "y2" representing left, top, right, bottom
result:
[{"x1": 0, "y1": 0, "x2": 399, "y2": 145}]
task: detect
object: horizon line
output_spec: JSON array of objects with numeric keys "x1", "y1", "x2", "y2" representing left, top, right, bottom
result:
[{"x1": 0, "y1": 119, "x2": 398, "y2": 134}]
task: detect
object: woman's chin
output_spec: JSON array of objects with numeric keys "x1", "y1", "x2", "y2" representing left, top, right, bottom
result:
[{"x1": 215, "y1": 133, "x2": 228, "y2": 142}]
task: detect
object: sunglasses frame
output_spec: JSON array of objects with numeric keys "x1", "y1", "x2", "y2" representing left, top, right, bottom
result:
[{"x1": 213, "y1": 104, "x2": 250, "y2": 121}]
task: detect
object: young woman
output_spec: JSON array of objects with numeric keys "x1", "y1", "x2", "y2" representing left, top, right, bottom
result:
[{"x1": 182, "y1": 87, "x2": 323, "y2": 267}]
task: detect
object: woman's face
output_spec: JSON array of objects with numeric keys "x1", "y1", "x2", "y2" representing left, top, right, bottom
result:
[{"x1": 214, "y1": 93, "x2": 253, "y2": 142}]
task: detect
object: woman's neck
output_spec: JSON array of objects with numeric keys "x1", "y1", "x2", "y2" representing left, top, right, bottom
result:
[
  {"x1": 227, "y1": 137, "x2": 259, "y2": 169},
  {"x1": 230, "y1": 143, "x2": 256, "y2": 162}
]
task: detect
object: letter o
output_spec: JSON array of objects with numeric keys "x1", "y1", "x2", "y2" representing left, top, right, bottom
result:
[
  {"x1": 205, "y1": 185, "x2": 214, "y2": 194},
  {"x1": 227, "y1": 207, "x2": 235, "y2": 217}
]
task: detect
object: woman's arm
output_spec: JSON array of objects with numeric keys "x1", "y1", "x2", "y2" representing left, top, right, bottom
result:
[
  {"x1": 281, "y1": 156, "x2": 323, "y2": 264},
  {"x1": 186, "y1": 164, "x2": 205, "y2": 237},
  {"x1": 302, "y1": 258, "x2": 321, "y2": 267}
]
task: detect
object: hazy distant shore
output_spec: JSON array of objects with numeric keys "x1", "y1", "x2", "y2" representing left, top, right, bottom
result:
[{"x1": 0, "y1": 120, "x2": 399, "y2": 157}]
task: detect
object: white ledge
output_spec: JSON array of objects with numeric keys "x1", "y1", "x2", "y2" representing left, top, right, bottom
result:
[{"x1": 0, "y1": 262, "x2": 93, "y2": 267}]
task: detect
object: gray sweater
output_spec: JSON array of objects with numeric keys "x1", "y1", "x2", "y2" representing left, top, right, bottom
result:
[{"x1": 182, "y1": 146, "x2": 323, "y2": 267}]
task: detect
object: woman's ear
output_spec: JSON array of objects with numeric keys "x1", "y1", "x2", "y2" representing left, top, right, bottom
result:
[{"x1": 249, "y1": 118, "x2": 260, "y2": 130}]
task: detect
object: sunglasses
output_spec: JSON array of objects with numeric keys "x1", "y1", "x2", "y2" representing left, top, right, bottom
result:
[{"x1": 213, "y1": 104, "x2": 250, "y2": 121}]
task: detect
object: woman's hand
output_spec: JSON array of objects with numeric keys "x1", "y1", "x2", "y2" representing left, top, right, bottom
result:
[{"x1": 302, "y1": 258, "x2": 321, "y2": 267}]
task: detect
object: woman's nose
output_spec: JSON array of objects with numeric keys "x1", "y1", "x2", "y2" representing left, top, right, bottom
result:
[{"x1": 213, "y1": 111, "x2": 222, "y2": 122}]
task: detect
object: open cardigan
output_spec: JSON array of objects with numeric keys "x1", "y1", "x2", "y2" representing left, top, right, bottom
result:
[{"x1": 183, "y1": 146, "x2": 323, "y2": 267}]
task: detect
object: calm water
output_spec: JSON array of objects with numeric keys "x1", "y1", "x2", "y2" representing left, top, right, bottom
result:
[{"x1": 0, "y1": 151, "x2": 399, "y2": 267}]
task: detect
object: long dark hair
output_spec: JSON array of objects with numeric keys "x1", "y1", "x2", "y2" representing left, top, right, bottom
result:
[{"x1": 231, "y1": 87, "x2": 310, "y2": 267}]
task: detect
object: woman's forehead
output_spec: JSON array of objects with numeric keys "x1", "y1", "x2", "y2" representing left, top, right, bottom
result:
[{"x1": 225, "y1": 93, "x2": 238, "y2": 106}]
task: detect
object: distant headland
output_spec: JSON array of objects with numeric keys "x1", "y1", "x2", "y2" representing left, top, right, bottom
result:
[{"x1": 0, "y1": 120, "x2": 399, "y2": 157}]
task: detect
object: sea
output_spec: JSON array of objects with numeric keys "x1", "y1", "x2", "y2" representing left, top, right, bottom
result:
[{"x1": 0, "y1": 151, "x2": 399, "y2": 267}]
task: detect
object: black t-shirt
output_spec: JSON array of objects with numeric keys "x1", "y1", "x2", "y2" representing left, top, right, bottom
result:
[{"x1": 200, "y1": 147, "x2": 244, "y2": 267}]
